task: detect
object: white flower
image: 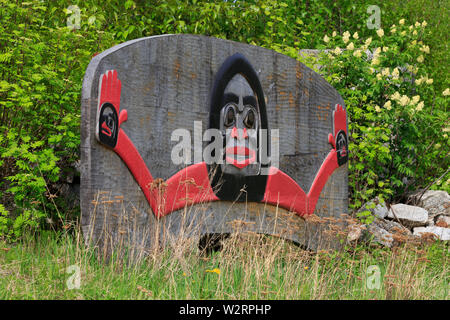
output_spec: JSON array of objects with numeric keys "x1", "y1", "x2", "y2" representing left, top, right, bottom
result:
[
  {"x1": 382, "y1": 46, "x2": 388, "y2": 52},
  {"x1": 412, "y1": 30, "x2": 418, "y2": 36},
  {"x1": 375, "y1": 105, "x2": 381, "y2": 112},
  {"x1": 365, "y1": 37, "x2": 372, "y2": 46},
  {"x1": 332, "y1": 31, "x2": 337, "y2": 37},
  {"x1": 415, "y1": 21, "x2": 421, "y2": 27},
  {"x1": 381, "y1": 68, "x2": 390, "y2": 76},
  {"x1": 401, "y1": 31, "x2": 407, "y2": 36},
  {"x1": 411, "y1": 95, "x2": 420, "y2": 105},
  {"x1": 391, "y1": 92, "x2": 401, "y2": 101},
  {"x1": 422, "y1": 20, "x2": 427, "y2": 27},
  {"x1": 426, "y1": 78, "x2": 433, "y2": 84},
  {"x1": 392, "y1": 68, "x2": 400, "y2": 79},
  {"x1": 372, "y1": 58, "x2": 380, "y2": 66},
  {"x1": 443, "y1": 88, "x2": 450, "y2": 96},
  {"x1": 384, "y1": 101, "x2": 392, "y2": 110},
  {"x1": 399, "y1": 95, "x2": 410, "y2": 106},
  {"x1": 376, "y1": 73, "x2": 382, "y2": 80},
  {"x1": 420, "y1": 45, "x2": 430, "y2": 54},
  {"x1": 399, "y1": 19, "x2": 405, "y2": 25},
  {"x1": 376, "y1": 29, "x2": 384, "y2": 37},
  {"x1": 411, "y1": 40, "x2": 417, "y2": 46},
  {"x1": 353, "y1": 32, "x2": 359, "y2": 39},
  {"x1": 343, "y1": 31, "x2": 350, "y2": 43},
  {"x1": 346, "y1": 42, "x2": 355, "y2": 50},
  {"x1": 409, "y1": 25, "x2": 414, "y2": 30},
  {"x1": 417, "y1": 55, "x2": 424, "y2": 63},
  {"x1": 333, "y1": 47, "x2": 341, "y2": 55},
  {"x1": 416, "y1": 101, "x2": 424, "y2": 111},
  {"x1": 391, "y1": 27, "x2": 397, "y2": 33},
  {"x1": 323, "y1": 35, "x2": 330, "y2": 43},
  {"x1": 353, "y1": 50, "x2": 362, "y2": 58}
]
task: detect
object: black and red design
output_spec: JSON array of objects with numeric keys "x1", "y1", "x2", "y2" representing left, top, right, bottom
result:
[{"x1": 96, "y1": 54, "x2": 348, "y2": 218}]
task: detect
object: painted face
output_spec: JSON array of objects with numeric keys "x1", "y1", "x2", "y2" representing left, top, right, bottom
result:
[
  {"x1": 220, "y1": 74, "x2": 261, "y2": 176},
  {"x1": 97, "y1": 102, "x2": 119, "y2": 148},
  {"x1": 335, "y1": 130, "x2": 348, "y2": 166}
]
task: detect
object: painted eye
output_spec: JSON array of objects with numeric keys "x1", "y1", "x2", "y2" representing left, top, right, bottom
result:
[
  {"x1": 224, "y1": 105, "x2": 235, "y2": 127},
  {"x1": 244, "y1": 109, "x2": 255, "y2": 128},
  {"x1": 107, "y1": 116, "x2": 114, "y2": 128}
]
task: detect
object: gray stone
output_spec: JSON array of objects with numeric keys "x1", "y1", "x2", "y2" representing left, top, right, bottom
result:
[
  {"x1": 363, "y1": 218, "x2": 412, "y2": 247},
  {"x1": 366, "y1": 223, "x2": 394, "y2": 247},
  {"x1": 347, "y1": 224, "x2": 366, "y2": 242},
  {"x1": 416, "y1": 190, "x2": 450, "y2": 217},
  {"x1": 436, "y1": 215, "x2": 450, "y2": 228},
  {"x1": 413, "y1": 226, "x2": 450, "y2": 241},
  {"x1": 379, "y1": 218, "x2": 412, "y2": 235},
  {"x1": 358, "y1": 197, "x2": 389, "y2": 219},
  {"x1": 387, "y1": 204, "x2": 428, "y2": 227}
]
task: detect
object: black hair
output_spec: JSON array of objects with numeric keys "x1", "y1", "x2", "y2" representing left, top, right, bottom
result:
[{"x1": 207, "y1": 53, "x2": 269, "y2": 202}]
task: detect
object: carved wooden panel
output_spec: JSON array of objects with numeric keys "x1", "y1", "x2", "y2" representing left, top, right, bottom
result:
[{"x1": 81, "y1": 34, "x2": 348, "y2": 252}]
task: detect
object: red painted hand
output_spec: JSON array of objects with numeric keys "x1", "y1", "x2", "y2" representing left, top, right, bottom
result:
[
  {"x1": 328, "y1": 104, "x2": 348, "y2": 166},
  {"x1": 96, "y1": 70, "x2": 128, "y2": 148}
]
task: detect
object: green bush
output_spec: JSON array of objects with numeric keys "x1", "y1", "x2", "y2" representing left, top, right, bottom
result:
[
  {"x1": 0, "y1": 0, "x2": 448, "y2": 239},
  {"x1": 0, "y1": 1, "x2": 114, "y2": 239},
  {"x1": 315, "y1": 21, "x2": 449, "y2": 219}
]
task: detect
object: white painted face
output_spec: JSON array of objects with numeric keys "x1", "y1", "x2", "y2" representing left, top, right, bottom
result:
[{"x1": 220, "y1": 74, "x2": 261, "y2": 176}]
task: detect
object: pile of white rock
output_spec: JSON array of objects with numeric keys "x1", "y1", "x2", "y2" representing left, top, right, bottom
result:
[{"x1": 348, "y1": 190, "x2": 450, "y2": 247}]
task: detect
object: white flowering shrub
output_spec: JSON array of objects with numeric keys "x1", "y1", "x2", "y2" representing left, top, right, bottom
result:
[{"x1": 316, "y1": 20, "x2": 449, "y2": 217}]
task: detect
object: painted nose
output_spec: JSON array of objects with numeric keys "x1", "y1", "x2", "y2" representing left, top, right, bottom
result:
[{"x1": 231, "y1": 127, "x2": 248, "y2": 139}]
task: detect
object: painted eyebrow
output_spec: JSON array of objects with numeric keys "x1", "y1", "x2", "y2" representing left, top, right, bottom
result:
[
  {"x1": 243, "y1": 96, "x2": 257, "y2": 107},
  {"x1": 223, "y1": 93, "x2": 239, "y2": 104}
]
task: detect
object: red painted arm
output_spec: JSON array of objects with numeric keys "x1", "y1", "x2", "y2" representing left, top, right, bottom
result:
[
  {"x1": 263, "y1": 167, "x2": 308, "y2": 216},
  {"x1": 262, "y1": 104, "x2": 347, "y2": 217},
  {"x1": 97, "y1": 70, "x2": 219, "y2": 217},
  {"x1": 306, "y1": 151, "x2": 338, "y2": 215},
  {"x1": 161, "y1": 162, "x2": 219, "y2": 217},
  {"x1": 113, "y1": 130, "x2": 157, "y2": 212},
  {"x1": 114, "y1": 131, "x2": 218, "y2": 217}
]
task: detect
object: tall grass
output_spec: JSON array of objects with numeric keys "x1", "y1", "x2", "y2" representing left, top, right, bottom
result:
[{"x1": 0, "y1": 222, "x2": 448, "y2": 299}]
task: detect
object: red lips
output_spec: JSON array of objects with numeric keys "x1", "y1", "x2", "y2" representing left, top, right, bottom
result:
[
  {"x1": 101, "y1": 121, "x2": 112, "y2": 136},
  {"x1": 225, "y1": 146, "x2": 256, "y2": 169}
]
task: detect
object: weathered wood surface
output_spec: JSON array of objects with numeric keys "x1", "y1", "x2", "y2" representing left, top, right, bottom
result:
[{"x1": 81, "y1": 34, "x2": 348, "y2": 252}]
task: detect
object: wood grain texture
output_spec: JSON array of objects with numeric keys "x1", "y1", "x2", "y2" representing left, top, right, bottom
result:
[{"x1": 81, "y1": 34, "x2": 348, "y2": 252}]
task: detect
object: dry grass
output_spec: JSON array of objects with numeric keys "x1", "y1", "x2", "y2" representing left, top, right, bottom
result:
[
  {"x1": 0, "y1": 224, "x2": 448, "y2": 299},
  {"x1": 0, "y1": 191, "x2": 448, "y2": 299}
]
